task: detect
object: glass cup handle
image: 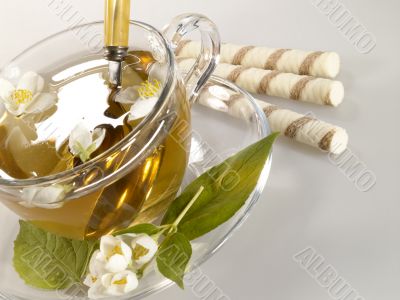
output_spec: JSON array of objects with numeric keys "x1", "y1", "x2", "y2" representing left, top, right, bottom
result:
[{"x1": 163, "y1": 14, "x2": 221, "y2": 103}]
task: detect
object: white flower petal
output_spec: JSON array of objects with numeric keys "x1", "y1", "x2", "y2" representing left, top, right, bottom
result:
[
  {"x1": 120, "y1": 240, "x2": 133, "y2": 260},
  {"x1": 124, "y1": 272, "x2": 139, "y2": 293},
  {"x1": 4, "y1": 119, "x2": 37, "y2": 146},
  {"x1": 84, "y1": 274, "x2": 98, "y2": 288},
  {"x1": 69, "y1": 122, "x2": 93, "y2": 154},
  {"x1": 35, "y1": 185, "x2": 66, "y2": 204},
  {"x1": 100, "y1": 235, "x2": 121, "y2": 257},
  {"x1": 21, "y1": 187, "x2": 39, "y2": 204},
  {"x1": 88, "y1": 279, "x2": 107, "y2": 300},
  {"x1": 17, "y1": 71, "x2": 44, "y2": 94},
  {"x1": 105, "y1": 254, "x2": 129, "y2": 273},
  {"x1": 92, "y1": 128, "x2": 106, "y2": 149},
  {"x1": 89, "y1": 253, "x2": 99, "y2": 275},
  {"x1": 0, "y1": 78, "x2": 15, "y2": 101},
  {"x1": 128, "y1": 97, "x2": 158, "y2": 121},
  {"x1": 24, "y1": 93, "x2": 57, "y2": 114},
  {"x1": 100, "y1": 236, "x2": 131, "y2": 259},
  {"x1": 4, "y1": 101, "x2": 26, "y2": 116},
  {"x1": 69, "y1": 123, "x2": 106, "y2": 162},
  {"x1": 115, "y1": 86, "x2": 140, "y2": 104},
  {"x1": 148, "y1": 62, "x2": 167, "y2": 82},
  {"x1": 131, "y1": 234, "x2": 158, "y2": 266},
  {"x1": 0, "y1": 71, "x2": 54, "y2": 117},
  {"x1": 86, "y1": 241, "x2": 139, "y2": 299},
  {"x1": 100, "y1": 273, "x2": 114, "y2": 288},
  {"x1": 105, "y1": 271, "x2": 138, "y2": 296},
  {"x1": 20, "y1": 185, "x2": 68, "y2": 209},
  {"x1": 89, "y1": 251, "x2": 107, "y2": 276}
]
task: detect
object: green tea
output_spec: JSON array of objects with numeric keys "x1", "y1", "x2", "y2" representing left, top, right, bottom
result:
[{"x1": 0, "y1": 52, "x2": 190, "y2": 240}]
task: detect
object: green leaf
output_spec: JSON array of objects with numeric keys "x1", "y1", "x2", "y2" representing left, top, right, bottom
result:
[
  {"x1": 13, "y1": 221, "x2": 97, "y2": 290},
  {"x1": 156, "y1": 232, "x2": 192, "y2": 289},
  {"x1": 114, "y1": 223, "x2": 162, "y2": 236},
  {"x1": 162, "y1": 132, "x2": 279, "y2": 240}
]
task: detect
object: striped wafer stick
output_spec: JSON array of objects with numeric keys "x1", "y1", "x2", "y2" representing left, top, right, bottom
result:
[
  {"x1": 178, "y1": 58, "x2": 344, "y2": 106},
  {"x1": 255, "y1": 100, "x2": 348, "y2": 154},
  {"x1": 176, "y1": 40, "x2": 341, "y2": 78},
  {"x1": 196, "y1": 87, "x2": 348, "y2": 154}
]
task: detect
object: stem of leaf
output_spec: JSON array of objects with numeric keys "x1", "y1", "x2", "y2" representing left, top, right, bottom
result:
[
  {"x1": 151, "y1": 226, "x2": 169, "y2": 241},
  {"x1": 170, "y1": 186, "x2": 204, "y2": 232}
]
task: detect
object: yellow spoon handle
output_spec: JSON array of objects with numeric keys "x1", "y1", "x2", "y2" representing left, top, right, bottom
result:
[{"x1": 105, "y1": 0, "x2": 131, "y2": 47}]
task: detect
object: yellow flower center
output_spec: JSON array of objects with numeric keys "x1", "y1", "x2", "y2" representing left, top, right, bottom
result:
[
  {"x1": 138, "y1": 79, "x2": 161, "y2": 99},
  {"x1": 110, "y1": 245, "x2": 123, "y2": 256},
  {"x1": 113, "y1": 278, "x2": 128, "y2": 285},
  {"x1": 133, "y1": 244, "x2": 150, "y2": 260},
  {"x1": 11, "y1": 89, "x2": 33, "y2": 105}
]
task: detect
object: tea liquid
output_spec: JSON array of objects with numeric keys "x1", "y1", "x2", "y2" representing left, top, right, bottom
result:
[{"x1": 0, "y1": 52, "x2": 190, "y2": 239}]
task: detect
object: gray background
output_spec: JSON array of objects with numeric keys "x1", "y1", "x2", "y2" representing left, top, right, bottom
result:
[{"x1": 1, "y1": 0, "x2": 398, "y2": 299}]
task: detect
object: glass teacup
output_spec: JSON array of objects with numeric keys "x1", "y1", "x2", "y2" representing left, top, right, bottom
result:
[{"x1": 0, "y1": 14, "x2": 220, "y2": 240}]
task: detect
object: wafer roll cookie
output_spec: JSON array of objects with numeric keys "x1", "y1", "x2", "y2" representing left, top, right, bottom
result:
[
  {"x1": 196, "y1": 88, "x2": 348, "y2": 154},
  {"x1": 255, "y1": 101, "x2": 348, "y2": 154},
  {"x1": 176, "y1": 41, "x2": 341, "y2": 78},
  {"x1": 178, "y1": 58, "x2": 344, "y2": 106}
]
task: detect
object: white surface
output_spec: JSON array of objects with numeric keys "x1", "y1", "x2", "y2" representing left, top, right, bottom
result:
[{"x1": 0, "y1": 0, "x2": 399, "y2": 299}]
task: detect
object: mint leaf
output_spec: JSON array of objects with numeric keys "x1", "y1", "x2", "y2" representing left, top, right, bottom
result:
[
  {"x1": 162, "y1": 132, "x2": 278, "y2": 240},
  {"x1": 13, "y1": 221, "x2": 97, "y2": 290},
  {"x1": 156, "y1": 232, "x2": 192, "y2": 289},
  {"x1": 114, "y1": 223, "x2": 161, "y2": 236}
]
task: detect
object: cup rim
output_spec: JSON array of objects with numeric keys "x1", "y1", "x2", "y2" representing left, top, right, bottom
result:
[{"x1": 0, "y1": 20, "x2": 178, "y2": 189}]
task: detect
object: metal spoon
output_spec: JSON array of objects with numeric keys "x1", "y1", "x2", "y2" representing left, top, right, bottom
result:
[{"x1": 104, "y1": 0, "x2": 131, "y2": 88}]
